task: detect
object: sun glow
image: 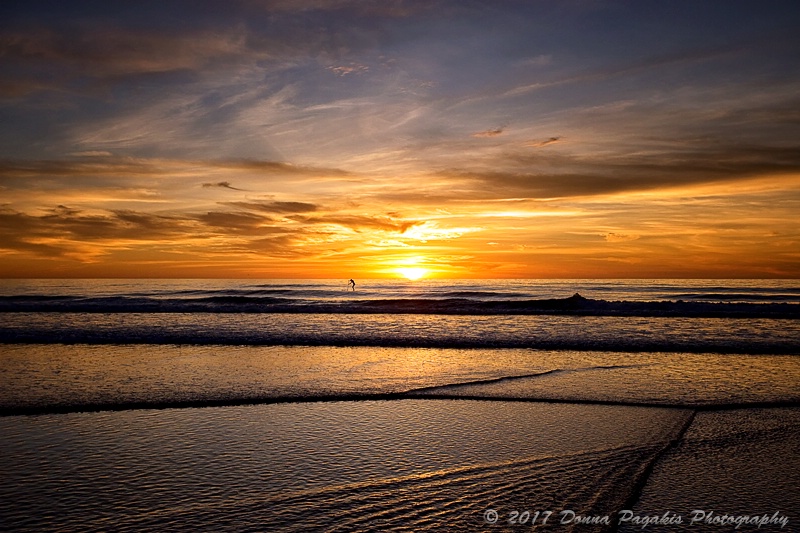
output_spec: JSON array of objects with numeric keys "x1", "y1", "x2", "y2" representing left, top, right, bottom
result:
[{"x1": 396, "y1": 266, "x2": 427, "y2": 280}]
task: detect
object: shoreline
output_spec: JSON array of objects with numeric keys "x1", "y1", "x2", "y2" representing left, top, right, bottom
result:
[{"x1": 4, "y1": 393, "x2": 800, "y2": 419}]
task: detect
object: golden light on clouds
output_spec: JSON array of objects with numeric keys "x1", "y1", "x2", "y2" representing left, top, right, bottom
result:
[{"x1": 1, "y1": 2, "x2": 799, "y2": 278}]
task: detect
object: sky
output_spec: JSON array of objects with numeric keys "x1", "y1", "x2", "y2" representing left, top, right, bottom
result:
[{"x1": 1, "y1": 0, "x2": 799, "y2": 279}]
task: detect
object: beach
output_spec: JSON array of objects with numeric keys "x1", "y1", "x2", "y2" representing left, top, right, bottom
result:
[
  {"x1": 5, "y1": 0, "x2": 800, "y2": 529},
  {"x1": 1, "y1": 279, "x2": 798, "y2": 531}
]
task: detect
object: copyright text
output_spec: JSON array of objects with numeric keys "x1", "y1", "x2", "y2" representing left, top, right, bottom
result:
[{"x1": 482, "y1": 509, "x2": 790, "y2": 529}]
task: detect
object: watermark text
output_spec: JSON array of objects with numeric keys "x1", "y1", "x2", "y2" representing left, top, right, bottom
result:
[{"x1": 482, "y1": 508, "x2": 790, "y2": 529}]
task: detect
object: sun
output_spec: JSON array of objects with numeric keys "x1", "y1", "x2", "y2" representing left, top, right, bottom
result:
[{"x1": 396, "y1": 266, "x2": 427, "y2": 280}]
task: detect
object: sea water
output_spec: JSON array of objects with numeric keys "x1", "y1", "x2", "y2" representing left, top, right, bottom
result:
[{"x1": 0, "y1": 279, "x2": 798, "y2": 531}]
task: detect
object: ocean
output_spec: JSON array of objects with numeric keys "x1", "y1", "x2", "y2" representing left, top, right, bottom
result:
[{"x1": 1, "y1": 279, "x2": 798, "y2": 532}]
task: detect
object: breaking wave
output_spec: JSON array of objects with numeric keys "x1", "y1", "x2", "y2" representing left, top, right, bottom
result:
[{"x1": 1, "y1": 292, "x2": 798, "y2": 318}]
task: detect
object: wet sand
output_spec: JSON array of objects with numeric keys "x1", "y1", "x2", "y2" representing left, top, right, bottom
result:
[
  {"x1": 1, "y1": 343, "x2": 798, "y2": 531},
  {"x1": 0, "y1": 400, "x2": 689, "y2": 532},
  {"x1": 2, "y1": 400, "x2": 797, "y2": 531}
]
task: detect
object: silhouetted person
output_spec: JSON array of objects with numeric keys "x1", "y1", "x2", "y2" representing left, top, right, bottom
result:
[{"x1": 349, "y1": 279, "x2": 356, "y2": 291}]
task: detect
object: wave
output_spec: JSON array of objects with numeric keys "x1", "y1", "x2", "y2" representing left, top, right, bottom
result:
[
  {"x1": 4, "y1": 390, "x2": 798, "y2": 418},
  {"x1": 1, "y1": 293, "x2": 798, "y2": 318},
  {"x1": 0, "y1": 326, "x2": 796, "y2": 354},
  {"x1": 2, "y1": 302, "x2": 799, "y2": 353},
  {"x1": 674, "y1": 293, "x2": 800, "y2": 302},
  {"x1": 437, "y1": 290, "x2": 534, "y2": 299}
]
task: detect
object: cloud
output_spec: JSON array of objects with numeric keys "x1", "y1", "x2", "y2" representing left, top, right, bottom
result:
[
  {"x1": 202, "y1": 181, "x2": 243, "y2": 190},
  {"x1": 0, "y1": 157, "x2": 351, "y2": 186},
  {"x1": 0, "y1": 206, "x2": 200, "y2": 260},
  {"x1": 112, "y1": 210, "x2": 191, "y2": 232},
  {"x1": 0, "y1": 0, "x2": 431, "y2": 103},
  {"x1": 0, "y1": 200, "x2": 420, "y2": 264},
  {"x1": 210, "y1": 160, "x2": 351, "y2": 177},
  {"x1": 604, "y1": 232, "x2": 640, "y2": 242},
  {"x1": 0, "y1": 27, "x2": 253, "y2": 96},
  {"x1": 68, "y1": 151, "x2": 113, "y2": 158},
  {"x1": 472, "y1": 126, "x2": 506, "y2": 138},
  {"x1": 439, "y1": 144, "x2": 800, "y2": 199},
  {"x1": 47, "y1": 205, "x2": 81, "y2": 217},
  {"x1": 244, "y1": 234, "x2": 309, "y2": 257},
  {"x1": 226, "y1": 201, "x2": 319, "y2": 213},
  {"x1": 0, "y1": 203, "x2": 337, "y2": 262},
  {"x1": 1, "y1": 2, "x2": 799, "y2": 277},
  {"x1": 287, "y1": 214, "x2": 418, "y2": 233},
  {"x1": 402, "y1": 221, "x2": 480, "y2": 241},
  {"x1": 502, "y1": 41, "x2": 751, "y2": 98},
  {"x1": 0, "y1": 158, "x2": 158, "y2": 178},
  {"x1": 327, "y1": 64, "x2": 369, "y2": 76},
  {"x1": 526, "y1": 136, "x2": 561, "y2": 148},
  {"x1": 196, "y1": 211, "x2": 283, "y2": 234}
]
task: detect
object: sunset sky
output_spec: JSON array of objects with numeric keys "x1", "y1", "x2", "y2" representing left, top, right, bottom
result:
[{"x1": 1, "y1": 1, "x2": 799, "y2": 278}]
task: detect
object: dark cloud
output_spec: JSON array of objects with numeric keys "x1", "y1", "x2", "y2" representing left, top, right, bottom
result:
[
  {"x1": 441, "y1": 144, "x2": 800, "y2": 199},
  {"x1": 0, "y1": 204, "x2": 345, "y2": 260},
  {"x1": 196, "y1": 211, "x2": 275, "y2": 232},
  {"x1": 0, "y1": 158, "x2": 160, "y2": 178},
  {"x1": 0, "y1": 0, "x2": 430, "y2": 100},
  {"x1": 0, "y1": 209, "x2": 93, "y2": 258},
  {"x1": 211, "y1": 160, "x2": 352, "y2": 177},
  {"x1": 0, "y1": 158, "x2": 350, "y2": 185},
  {"x1": 526, "y1": 136, "x2": 561, "y2": 148},
  {"x1": 112, "y1": 210, "x2": 191, "y2": 232},
  {"x1": 226, "y1": 201, "x2": 319, "y2": 214},
  {"x1": 287, "y1": 214, "x2": 419, "y2": 233},
  {"x1": 0, "y1": 27, "x2": 252, "y2": 99},
  {"x1": 0, "y1": 207, "x2": 199, "y2": 258},
  {"x1": 202, "y1": 181, "x2": 243, "y2": 190},
  {"x1": 47, "y1": 205, "x2": 81, "y2": 216},
  {"x1": 0, "y1": 204, "x2": 323, "y2": 260}
]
